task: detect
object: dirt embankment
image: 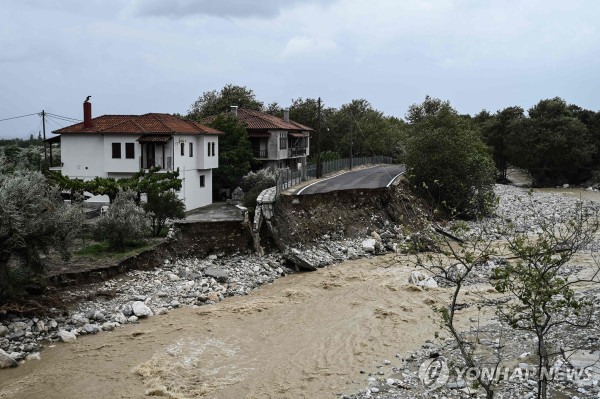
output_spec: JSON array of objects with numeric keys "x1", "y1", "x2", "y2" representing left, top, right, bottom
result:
[{"x1": 271, "y1": 180, "x2": 430, "y2": 245}]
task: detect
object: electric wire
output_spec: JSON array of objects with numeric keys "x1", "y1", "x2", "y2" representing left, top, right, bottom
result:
[
  {"x1": 46, "y1": 113, "x2": 81, "y2": 122},
  {"x1": 0, "y1": 112, "x2": 40, "y2": 123}
]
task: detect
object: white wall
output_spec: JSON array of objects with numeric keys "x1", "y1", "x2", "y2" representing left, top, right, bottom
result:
[
  {"x1": 60, "y1": 133, "x2": 217, "y2": 210},
  {"x1": 60, "y1": 134, "x2": 106, "y2": 179},
  {"x1": 103, "y1": 135, "x2": 141, "y2": 173},
  {"x1": 178, "y1": 169, "x2": 213, "y2": 210}
]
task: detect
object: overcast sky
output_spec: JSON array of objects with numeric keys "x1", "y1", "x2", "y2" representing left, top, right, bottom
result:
[{"x1": 1, "y1": 0, "x2": 599, "y2": 138}]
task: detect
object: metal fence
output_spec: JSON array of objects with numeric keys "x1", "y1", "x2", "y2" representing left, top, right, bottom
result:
[{"x1": 275, "y1": 155, "x2": 393, "y2": 197}]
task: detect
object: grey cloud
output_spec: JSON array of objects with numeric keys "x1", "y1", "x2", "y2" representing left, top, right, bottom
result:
[{"x1": 130, "y1": 0, "x2": 336, "y2": 19}]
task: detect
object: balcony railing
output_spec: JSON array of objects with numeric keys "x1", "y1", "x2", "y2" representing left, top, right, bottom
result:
[
  {"x1": 139, "y1": 156, "x2": 173, "y2": 170},
  {"x1": 253, "y1": 149, "x2": 268, "y2": 158},
  {"x1": 288, "y1": 147, "x2": 307, "y2": 157}
]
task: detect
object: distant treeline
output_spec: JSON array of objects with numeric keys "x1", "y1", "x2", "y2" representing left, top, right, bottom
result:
[
  {"x1": 0, "y1": 134, "x2": 57, "y2": 173},
  {"x1": 187, "y1": 85, "x2": 599, "y2": 187}
]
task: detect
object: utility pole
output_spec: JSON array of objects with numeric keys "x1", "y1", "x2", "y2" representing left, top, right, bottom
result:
[
  {"x1": 42, "y1": 110, "x2": 47, "y2": 167},
  {"x1": 349, "y1": 110, "x2": 353, "y2": 170},
  {"x1": 316, "y1": 97, "x2": 322, "y2": 178}
]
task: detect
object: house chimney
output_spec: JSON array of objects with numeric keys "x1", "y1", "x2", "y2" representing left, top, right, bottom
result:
[
  {"x1": 284, "y1": 108, "x2": 290, "y2": 122},
  {"x1": 83, "y1": 100, "x2": 92, "y2": 128},
  {"x1": 230, "y1": 105, "x2": 238, "y2": 118}
]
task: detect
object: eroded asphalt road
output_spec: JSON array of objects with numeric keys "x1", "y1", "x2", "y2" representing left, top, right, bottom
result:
[{"x1": 296, "y1": 164, "x2": 405, "y2": 195}]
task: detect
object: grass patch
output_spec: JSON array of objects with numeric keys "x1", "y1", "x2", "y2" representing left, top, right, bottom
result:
[{"x1": 74, "y1": 240, "x2": 154, "y2": 261}]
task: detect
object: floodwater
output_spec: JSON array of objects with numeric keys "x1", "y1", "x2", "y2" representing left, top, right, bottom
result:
[
  {"x1": 535, "y1": 187, "x2": 600, "y2": 202},
  {"x1": 0, "y1": 255, "x2": 444, "y2": 399}
]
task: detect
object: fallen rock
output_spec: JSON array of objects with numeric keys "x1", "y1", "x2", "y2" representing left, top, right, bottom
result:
[
  {"x1": 58, "y1": 330, "x2": 77, "y2": 343},
  {"x1": 0, "y1": 348, "x2": 18, "y2": 368},
  {"x1": 204, "y1": 266, "x2": 229, "y2": 282},
  {"x1": 362, "y1": 238, "x2": 377, "y2": 252},
  {"x1": 122, "y1": 304, "x2": 133, "y2": 317},
  {"x1": 82, "y1": 324, "x2": 100, "y2": 334},
  {"x1": 132, "y1": 301, "x2": 153, "y2": 318},
  {"x1": 408, "y1": 271, "x2": 438, "y2": 288},
  {"x1": 283, "y1": 252, "x2": 318, "y2": 271}
]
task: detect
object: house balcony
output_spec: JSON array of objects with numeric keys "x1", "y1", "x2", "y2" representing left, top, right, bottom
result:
[
  {"x1": 253, "y1": 149, "x2": 269, "y2": 159},
  {"x1": 140, "y1": 156, "x2": 173, "y2": 171},
  {"x1": 288, "y1": 147, "x2": 307, "y2": 157}
]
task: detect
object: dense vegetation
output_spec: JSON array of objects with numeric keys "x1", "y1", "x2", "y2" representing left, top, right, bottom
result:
[
  {"x1": 0, "y1": 171, "x2": 83, "y2": 300},
  {"x1": 405, "y1": 98, "x2": 496, "y2": 216},
  {"x1": 186, "y1": 85, "x2": 600, "y2": 189}
]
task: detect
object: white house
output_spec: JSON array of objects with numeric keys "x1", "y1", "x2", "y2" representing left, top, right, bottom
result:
[
  {"x1": 47, "y1": 101, "x2": 223, "y2": 210},
  {"x1": 203, "y1": 106, "x2": 311, "y2": 172}
]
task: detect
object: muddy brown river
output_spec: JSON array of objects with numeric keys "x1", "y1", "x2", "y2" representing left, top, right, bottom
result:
[
  {"x1": 0, "y1": 255, "x2": 445, "y2": 399},
  {"x1": 2, "y1": 186, "x2": 598, "y2": 398}
]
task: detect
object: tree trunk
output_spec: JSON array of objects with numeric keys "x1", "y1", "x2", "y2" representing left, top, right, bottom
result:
[{"x1": 537, "y1": 332, "x2": 549, "y2": 399}]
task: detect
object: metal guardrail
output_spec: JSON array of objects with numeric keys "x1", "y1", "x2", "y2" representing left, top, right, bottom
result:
[{"x1": 275, "y1": 155, "x2": 393, "y2": 197}]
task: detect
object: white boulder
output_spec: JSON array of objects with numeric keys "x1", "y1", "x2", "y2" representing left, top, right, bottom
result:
[
  {"x1": 131, "y1": 301, "x2": 153, "y2": 318},
  {"x1": 58, "y1": 330, "x2": 77, "y2": 343}
]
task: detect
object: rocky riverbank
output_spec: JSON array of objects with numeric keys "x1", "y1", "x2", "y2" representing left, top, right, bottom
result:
[
  {"x1": 345, "y1": 184, "x2": 600, "y2": 399},
  {"x1": 0, "y1": 223, "x2": 406, "y2": 368}
]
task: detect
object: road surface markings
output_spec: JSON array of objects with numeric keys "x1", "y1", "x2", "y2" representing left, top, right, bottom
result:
[{"x1": 295, "y1": 166, "x2": 378, "y2": 195}]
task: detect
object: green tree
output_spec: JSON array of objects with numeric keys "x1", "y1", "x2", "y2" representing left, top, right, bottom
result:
[
  {"x1": 405, "y1": 95, "x2": 452, "y2": 124},
  {"x1": 406, "y1": 100, "x2": 495, "y2": 216},
  {"x1": 144, "y1": 191, "x2": 185, "y2": 237},
  {"x1": 188, "y1": 84, "x2": 264, "y2": 119},
  {"x1": 0, "y1": 171, "x2": 83, "y2": 301},
  {"x1": 264, "y1": 101, "x2": 283, "y2": 117},
  {"x1": 206, "y1": 113, "x2": 254, "y2": 198},
  {"x1": 480, "y1": 106, "x2": 525, "y2": 181},
  {"x1": 120, "y1": 166, "x2": 182, "y2": 205},
  {"x1": 507, "y1": 98, "x2": 594, "y2": 185},
  {"x1": 493, "y1": 199, "x2": 600, "y2": 399},
  {"x1": 93, "y1": 190, "x2": 148, "y2": 250}
]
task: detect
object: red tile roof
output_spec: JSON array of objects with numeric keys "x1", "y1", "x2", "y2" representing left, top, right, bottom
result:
[
  {"x1": 202, "y1": 109, "x2": 313, "y2": 132},
  {"x1": 52, "y1": 113, "x2": 223, "y2": 135}
]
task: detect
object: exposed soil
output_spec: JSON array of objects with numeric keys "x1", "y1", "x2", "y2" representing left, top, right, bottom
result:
[{"x1": 272, "y1": 179, "x2": 429, "y2": 245}]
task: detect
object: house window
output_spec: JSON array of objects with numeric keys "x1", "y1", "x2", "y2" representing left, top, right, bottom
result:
[
  {"x1": 211, "y1": 142, "x2": 215, "y2": 156},
  {"x1": 199, "y1": 175, "x2": 205, "y2": 187},
  {"x1": 180, "y1": 142, "x2": 185, "y2": 156},
  {"x1": 112, "y1": 143, "x2": 121, "y2": 159},
  {"x1": 125, "y1": 143, "x2": 135, "y2": 159},
  {"x1": 189, "y1": 143, "x2": 193, "y2": 157},
  {"x1": 279, "y1": 132, "x2": 287, "y2": 149},
  {"x1": 207, "y1": 141, "x2": 211, "y2": 156}
]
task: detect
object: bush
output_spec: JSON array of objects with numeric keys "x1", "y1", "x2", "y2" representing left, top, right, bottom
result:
[
  {"x1": 0, "y1": 171, "x2": 83, "y2": 300},
  {"x1": 406, "y1": 104, "x2": 496, "y2": 217},
  {"x1": 240, "y1": 169, "x2": 276, "y2": 212},
  {"x1": 94, "y1": 190, "x2": 148, "y2": 250}
]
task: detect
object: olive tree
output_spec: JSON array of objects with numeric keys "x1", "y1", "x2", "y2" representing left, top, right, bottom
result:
[
  {"x1": 93, "y1": 190, "x2": 148, "y2": 250},
  {"x1": 0, "y1": 171, "x2": 83, "y2": 301}
]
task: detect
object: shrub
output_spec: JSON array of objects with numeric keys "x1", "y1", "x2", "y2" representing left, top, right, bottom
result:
[
  {"x1": 240, "y1": 169, "x2": 277, "y2": 212},
  {"x1": 406, "y1": 103, "x2": 496, "y2": 217},
  {"x1": 94, "y1": 190, "x2": 148, "y2": 250},
  {"x1": 0, "y1": 171, "x2": 83, "y2": 300}
]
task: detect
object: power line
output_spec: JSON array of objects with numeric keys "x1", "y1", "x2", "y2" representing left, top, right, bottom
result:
[
  {"x1": 46, "y1": 112, "x2": 81, "y2": 122},
  {"x1": 0, "y1": 112, "x2": 40, "y2": 123},
  {"x1": 45, "y1": 115, "x2": 66, "y2": 129}
]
